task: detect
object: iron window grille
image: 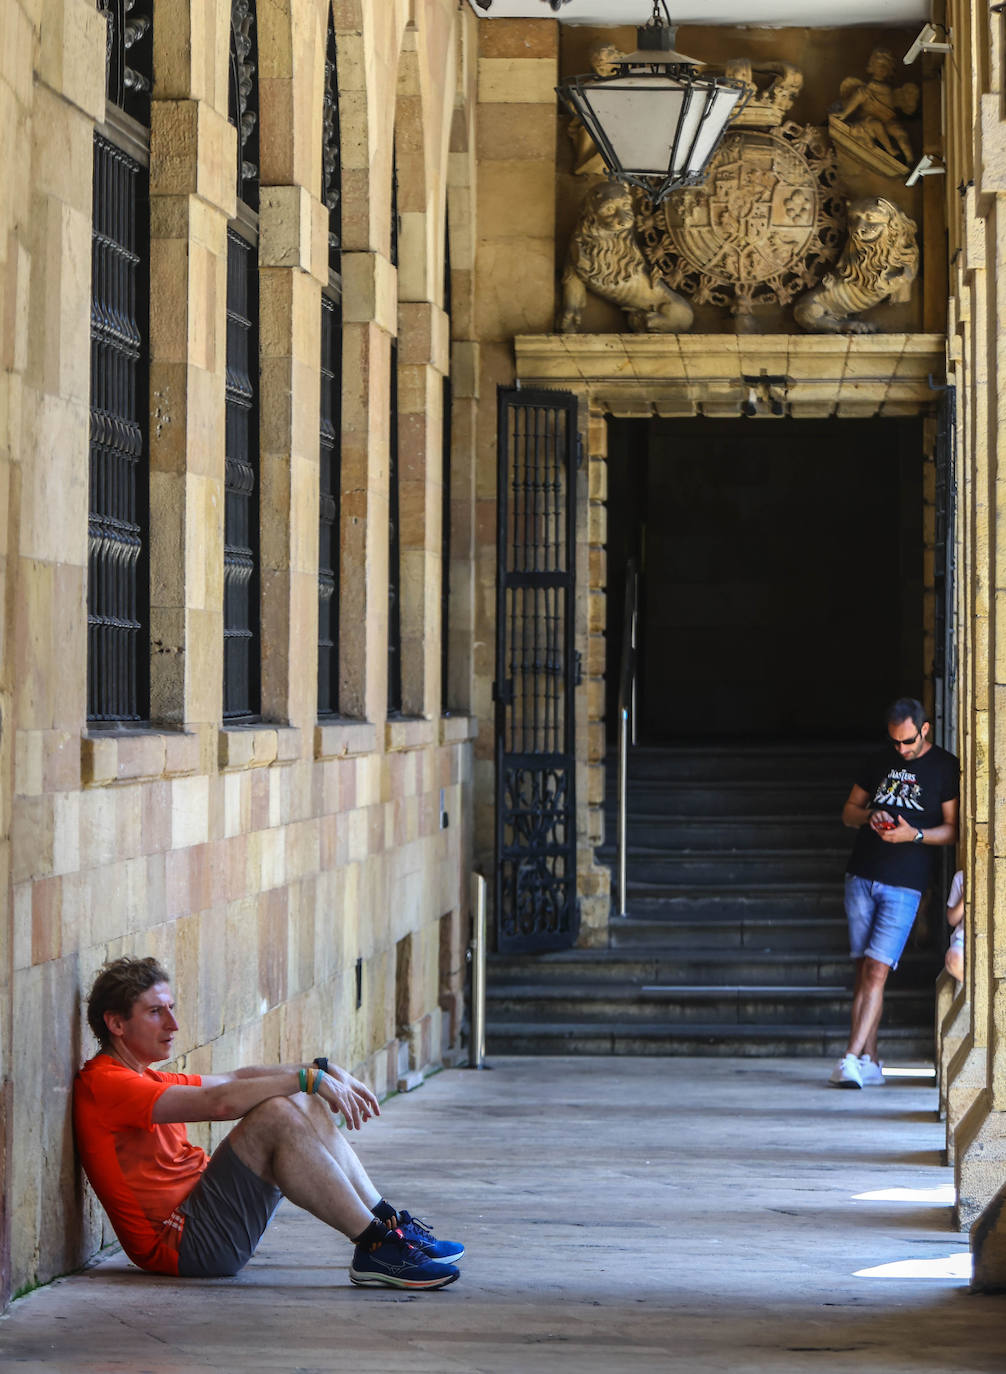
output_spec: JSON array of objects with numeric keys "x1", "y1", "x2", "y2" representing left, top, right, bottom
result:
[
  {"x1": 318, "y1": 9, "x2": 343, "y2": 717},
  {"x1": 440, "y1": 217, "x2": 452, "y2": 714},
  {"x1": 87, "y1": 1, "x2": 153, "y2": 723},
  {"x1": 387, "y1": 153, "x2": 402, "y2": 714},
  {"x1": 224, "y1": 1, "x2": 261, "y2": 719}
]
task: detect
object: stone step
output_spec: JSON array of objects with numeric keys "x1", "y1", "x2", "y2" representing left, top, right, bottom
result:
[
  {"x1": 484, "y1": 1020, "x2": 934, "y2": 1058},
  {"x1": 621, "y1": 849, "x2": 849, "y2": 885},
  {"x1": 486, "y1": 980, "x2": 931, "y2": 1027},
  {"x1": 598, "y1": 816, "x2": 849, "y2": 850},
  {"x1": 487, "y1": 948, "x2": 934, "y2": 988},
  {"x1": 611, "y1": 744, "x2": 870, "y2": 783},
  {"x1": 603, "y1": 780, "x2": 846, "y2": 817}
]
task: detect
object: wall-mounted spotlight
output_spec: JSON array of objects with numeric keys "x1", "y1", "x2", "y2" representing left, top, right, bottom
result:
[
  {"x1": 903, "y1": 22, "x2": 952, "y2": 64},
  {"x1": 471, "y1": 0, "x2": 575, "y2": 10},
  {"x1": 905, "y1": 152, "x2": 946, "y2": 187},
  {"x1": 740, "y1": 373, "x2": 789, "y2": 419}
]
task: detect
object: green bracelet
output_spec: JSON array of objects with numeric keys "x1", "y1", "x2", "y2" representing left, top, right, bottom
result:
[{"x1": 298, "y1": 1067, "x2": 308, "y2": 1092}]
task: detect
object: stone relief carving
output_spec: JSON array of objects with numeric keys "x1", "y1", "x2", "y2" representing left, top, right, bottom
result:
[
  {"x1": 558, "y1": 181, "x2": 693, "y2": 334},
  {"x1": 793, "y1": 197, "x2": 918, "y2": 333},
  {"x1": 724, "y1": 60, "x2": 803, "y2": 129},
  {"x1": 827, "y1": 48, "x2": 919, "y2": 177},
  {"x1": 568, "y1": 42, "x2": 626, "y2": 177},
  {"x1": 558, "y1": 46, "x2": 924, "y2": 334},
  {"x1": 637, "y1": 121, "x2": 845, "y2": 321}
]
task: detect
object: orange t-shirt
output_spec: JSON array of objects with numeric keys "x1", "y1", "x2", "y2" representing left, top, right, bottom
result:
[{"x1": 73, "y1": 1054, "x2": 207, "y2": 1274}]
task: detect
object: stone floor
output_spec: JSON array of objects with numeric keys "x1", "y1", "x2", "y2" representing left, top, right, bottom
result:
[{"x1": 1, "y1": 1056, "x2": 1004, "y2": 1373}]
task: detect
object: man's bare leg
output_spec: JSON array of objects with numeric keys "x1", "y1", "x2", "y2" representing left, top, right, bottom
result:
[
  {"x1": 226, "y1": 1094, "x2": 379, "y2": 1238},
  {"x1": 847, "y1": 955, "x2": 890, "y2": 1062}
]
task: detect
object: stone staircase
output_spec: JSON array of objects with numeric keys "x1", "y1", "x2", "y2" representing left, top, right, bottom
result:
[{"x1": 485, "y1": 742, "x2": 936, "y2": 1057}]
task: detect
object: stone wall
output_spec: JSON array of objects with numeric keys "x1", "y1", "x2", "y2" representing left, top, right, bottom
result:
[
  {"x1": 939, "y1": 0, "x2": 1006, "y2": 1285},
  {"x1": 0, "y1": 0, "x2": 477, "y2": 1306}
]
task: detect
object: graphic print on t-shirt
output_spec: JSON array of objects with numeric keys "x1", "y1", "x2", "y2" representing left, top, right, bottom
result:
[{"x1": 873, "y1": 769, "x2": 924, "y2": 811}]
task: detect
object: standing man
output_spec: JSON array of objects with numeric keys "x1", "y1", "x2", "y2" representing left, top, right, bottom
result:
[
  {"x1": 833, "y1": 698, "x2": 959, "y2": 1088},
  {"x1": 74, "y1": 957, "x2": 463, "y2": 1288}
]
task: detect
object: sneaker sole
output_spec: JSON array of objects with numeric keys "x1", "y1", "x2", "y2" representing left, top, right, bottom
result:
[
  {"x1": 420, "y1": 1245, "x2": 464, "y2": 1264},
  {"x1": 349, "y1": 1267, "x2": 459, "y2": 1290},
  {"x1": 829, "y1": 1078, "x2": 863, "y2": 1089}
]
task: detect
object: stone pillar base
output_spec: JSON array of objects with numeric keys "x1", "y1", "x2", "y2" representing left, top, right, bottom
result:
[
  {"x1": 955, "y1": 1089, "x2": 1006, "y2": 1229},
  {"x1": 971, "y1": 1180, "x2": 1006, "y2": 1292},
  {"x1": 937, "y1": 984, "x2": 969, "y2": 1155},
  {"x1": 947, "y1": 1036, "x2": 986, "y2": 1182}
]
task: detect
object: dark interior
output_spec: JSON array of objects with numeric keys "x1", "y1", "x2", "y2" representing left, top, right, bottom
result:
[{"x1": 605, "y1": 416, "x2": 925, "y2": 741}]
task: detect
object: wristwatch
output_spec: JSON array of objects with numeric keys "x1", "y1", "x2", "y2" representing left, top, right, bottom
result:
[{"x1": 913, "y1": 829, "x2": 924, "y2": 845}]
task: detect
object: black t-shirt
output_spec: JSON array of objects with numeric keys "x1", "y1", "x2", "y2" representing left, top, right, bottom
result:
[{"x1": 846, "y1": 744, "x2": 959, "y2": 892}]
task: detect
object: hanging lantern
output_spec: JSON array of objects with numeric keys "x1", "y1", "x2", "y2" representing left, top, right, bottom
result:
[{"x1": 556, "y1": 1, "x2": 750, "y2": 204}]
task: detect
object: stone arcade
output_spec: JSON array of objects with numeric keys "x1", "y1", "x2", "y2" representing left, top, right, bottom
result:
[{"x1": 2, "y1": 0, "x2": 1006, "y2": 1313}]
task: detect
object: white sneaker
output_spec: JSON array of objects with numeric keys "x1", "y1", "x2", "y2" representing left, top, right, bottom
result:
[
  {"x1": 829, "y1": 1052, "x2": 863, "y2": 1088},
  {"x1": 858, "y1": 1054, "x2": 886, "y2": 1087}
]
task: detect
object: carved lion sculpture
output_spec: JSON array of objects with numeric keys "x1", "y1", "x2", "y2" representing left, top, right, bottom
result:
[
  {"x1": 558, "y1": 181, "x2": 693, "y2": 334},
  {"x1": 794, "y1": 197, "x2": 918, "y2": 334}
]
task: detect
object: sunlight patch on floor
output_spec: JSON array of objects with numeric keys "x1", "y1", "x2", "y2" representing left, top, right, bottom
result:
[
  {"x1": 852, "y1": 1184, "x2": 956, "y2": 1204},
  {"x1": 854, "y1": 1253, "x2": 972, "y2": 1280}
]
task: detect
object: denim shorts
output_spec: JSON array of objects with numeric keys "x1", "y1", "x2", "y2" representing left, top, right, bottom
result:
[
  {"x1": 844, "y1": 874, "x2": 922, "y2": 968},
  {"x1": 176, "y1": 1137, "x2": 282, "y2": 1278}
]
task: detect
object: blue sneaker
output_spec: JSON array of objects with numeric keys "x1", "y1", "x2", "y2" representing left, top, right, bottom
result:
[
  {"x1": 349, "y1": 1229, "x2": 459, "y2": 1290},
  {"x1": 395, "y1": 1210, "x2": 465, "y2": 1264}
]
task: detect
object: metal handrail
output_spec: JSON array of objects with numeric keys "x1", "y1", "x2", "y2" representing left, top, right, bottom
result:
[{"x1": 616, "y1": 559, "x2": 639, "y2": 916}]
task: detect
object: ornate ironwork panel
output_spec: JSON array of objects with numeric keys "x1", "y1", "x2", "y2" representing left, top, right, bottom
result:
[
  {"x1": 322, "y1": 8, "x2": 342, "y2": 274},
  {"x1": 441, "y1": 219, "x2": 452, "y2": 714},
  {"x1": 88, "y1": 133, "x2": 149, "y2": 721},
  {"x1": 229, "y1": 0, "x2": 259, "y2": 210},
  {"x1": 494, "y1": 388, "x2": 579, "y2": 952},
  {"x1": 387, "y1": 153, "x2": 402, "y2": 713},
  {"x1": 224, "y1": 228, "x2": 260, "y2": 719},
  {"x1": 318, "y1": 293, "x2": 340, "y2": 715},
  {"x1": 96, "y1": 0, "x2": 152, "y2": 124}
]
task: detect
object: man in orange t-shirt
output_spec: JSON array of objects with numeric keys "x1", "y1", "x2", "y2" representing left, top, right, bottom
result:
[{"x1": 74, "y1": 956, "x2": 463, "y2": 1290}]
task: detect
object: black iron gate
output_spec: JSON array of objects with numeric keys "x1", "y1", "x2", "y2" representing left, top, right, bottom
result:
[{"x1": 494, "y1": 387, "x2": 580, "y2": 952}]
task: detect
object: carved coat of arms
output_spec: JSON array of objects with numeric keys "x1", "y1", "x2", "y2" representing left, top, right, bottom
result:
[{"x1": 638, "y1": 121, "x2": 845, "y2": 318}]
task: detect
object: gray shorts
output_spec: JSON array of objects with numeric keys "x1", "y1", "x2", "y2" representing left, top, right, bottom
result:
[{"x1": 177, "y1": 1136, "x2": 282, "y2": 1277}]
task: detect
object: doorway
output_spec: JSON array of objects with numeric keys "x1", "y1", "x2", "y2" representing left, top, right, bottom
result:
[{"x1": 606, "y1": 416, "x2": 925, "y2": 741}]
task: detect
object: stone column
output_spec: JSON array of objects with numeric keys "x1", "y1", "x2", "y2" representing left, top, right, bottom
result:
[
  {"x1": 148, "y1": 3, "x2": 237, "y2": 746},
  {"x1": 3, "y1": 0, "x2": 106, "y2": 1302},
  {"x1": 397, "y1": 301, "x2": 450, "y2": 717},
  {"x1": 472, "y1": 17, "x2": 559, "y2": 881},
  {"x1": 577, "y1": 402, "x2": 612, "y2": 943},
  {"x1": 258, "y1": 186, "x2": 330, "y2": 730}
]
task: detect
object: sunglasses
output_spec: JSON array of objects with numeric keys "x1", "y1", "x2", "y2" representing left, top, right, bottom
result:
[{"x1": 888, "y1": 728, "x2": 922, "y2": 748}]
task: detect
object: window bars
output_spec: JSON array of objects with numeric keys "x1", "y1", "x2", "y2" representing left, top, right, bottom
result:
[{"x1": 318, "y1": 8, "x2": 343, "y2": 716}]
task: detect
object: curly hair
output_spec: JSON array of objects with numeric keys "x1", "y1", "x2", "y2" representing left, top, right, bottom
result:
[{"x1": 86, "y1": 956, "x2": 171, "y2": 1047}]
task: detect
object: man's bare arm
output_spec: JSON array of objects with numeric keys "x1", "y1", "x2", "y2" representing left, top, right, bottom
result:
[
  {"x1": 842, "y1": 783, "x2": 874, "y2": 829},
  {"x1": 153, "y1": 1064, "x2": 380, "y2": 1129}
]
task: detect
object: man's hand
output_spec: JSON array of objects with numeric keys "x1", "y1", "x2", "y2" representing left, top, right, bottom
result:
[
  {"x1": 316, "y1": 1066, "x2": 380, "y2": 1131},
  {"x1": 874, "y1": 814, "x2": 916, "y2": 844}
]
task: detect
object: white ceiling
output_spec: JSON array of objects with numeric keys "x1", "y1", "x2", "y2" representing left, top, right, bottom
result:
[{"x1": 467, "y1": 1, "x2": 930, "y2": 26}]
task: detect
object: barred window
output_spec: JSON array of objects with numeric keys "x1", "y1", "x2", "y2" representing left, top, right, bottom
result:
[
  {"x1": 441, "y1": 217, "x2": 453, "y2": 714},
  {"x1": 318, "y1": 9, "x2": 343, "y2": 716},
  {"x1": 224, "y1": 0, "x2": 261, "y2": 719},
  {"x1": 87, "y1": 1, "x2": 153, "y2": 722},
  {"x1": 387, "y1": 152, "x2": 402, "y2": 715}
]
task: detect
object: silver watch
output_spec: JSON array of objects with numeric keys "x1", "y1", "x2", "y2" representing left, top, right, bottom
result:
[{"x1": 913, "y1": 829, "x2": 924, "y2": 845}]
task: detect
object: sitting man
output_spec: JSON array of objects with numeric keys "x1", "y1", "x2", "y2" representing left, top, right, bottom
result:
[{"x1": 73, "y1": 957, "x2": 462, "y2": 1290}]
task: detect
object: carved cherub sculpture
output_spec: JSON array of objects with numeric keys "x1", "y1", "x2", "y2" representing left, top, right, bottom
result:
[
  {"x1": 558, "y1": 181, "x2": 693, "y2": 334},
  {"x1": 793, "y1": 197, "x2": 918, "y2": 334},
  {"x1": 833, "y1": 48, "x2": 919, "y2": 166},
  {"x1": 568, "y1": 42, "x2": 625, "y2": 176}
]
